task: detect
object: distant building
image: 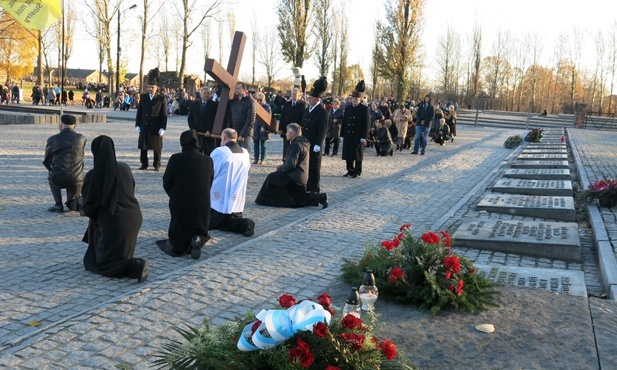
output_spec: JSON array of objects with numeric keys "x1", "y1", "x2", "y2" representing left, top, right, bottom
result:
[{"x1": 64, "y1": 69, "x2": 109, "y2": 85}]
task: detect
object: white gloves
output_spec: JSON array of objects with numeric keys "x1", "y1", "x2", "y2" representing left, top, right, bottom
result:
[
  {"x1": 360, "y1": 138, "x2": 366, "y2": 144},
  {"x1": 313, "y1": 145, "x2": 320, "y2": 153},
  {"x1": 158, "y1": 129, "x2": 165, "y2": 137},
  {"x1": 339, "y1": 137, "x2": 343, "y2": 143},
  {"x1": 136, "y1": 126, "x2": 141, "y2": 134}
]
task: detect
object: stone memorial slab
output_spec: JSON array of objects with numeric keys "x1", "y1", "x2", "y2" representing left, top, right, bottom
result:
[
  {"x1": 510, "y1": 160, "x2": 568, "y2": 169},
  {"x1": 517, "y1": 154, "x2": 568, "y2": 161},
  {"x1": 477, "y1": 193, "x2": 575, "y2": 221},
  {"x1": 522, "y1": 149, "x2": 567, "y2": 154},
  {"x1": 452, "y1": 219, "x2": 581, "y2": 261},
  {"x1": 492, "y1": 178, "x2": 572, "y2": 196},
  {"x1": 503, "y1": 168, "x2": 571, "y2": 180},
  {"x1": 526, "y1": 144, "x2": 566, "y2": 149},
  {"x1": 473, "y1": 265, "x2": 586, "y2": 297}
]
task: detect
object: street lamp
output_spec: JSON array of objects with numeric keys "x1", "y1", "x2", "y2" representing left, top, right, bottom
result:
[{"x1": 116, "y1": 4, "x2": 137, "y2": 97}]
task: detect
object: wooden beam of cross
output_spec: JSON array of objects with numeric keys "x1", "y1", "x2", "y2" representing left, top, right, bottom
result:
[{"x1": 204, "y1": 31, "x2": 277, "y2": 135}]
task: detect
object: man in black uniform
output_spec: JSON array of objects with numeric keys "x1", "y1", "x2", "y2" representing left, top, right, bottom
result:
[
  {"x1": 278, "y1": 88, "x2": 306, "y2": 162},
  {"x1": 301, "y1": 77, "x2": 329, "y2": 193},
  {"x1": 188, "y1": 87, "x2": 218, "y2": 155},
  {"x1": 136, "y1": 68, "x2": 168, "y2": 171},
  {"x1": 341, "y1": 81, "x2": 371, "y2": 178}
]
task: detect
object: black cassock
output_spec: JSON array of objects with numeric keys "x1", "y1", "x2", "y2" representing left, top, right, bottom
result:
[
  {"x1": 159, "y1": 138, "x2": 213, "y2": 256},
  {"x1": 82, "y1": 137, "x2": 144, "y2": 278}
]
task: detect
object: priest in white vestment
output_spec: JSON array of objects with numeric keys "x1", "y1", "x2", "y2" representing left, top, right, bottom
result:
[{"x1": 209, "y1": 128, "x2": 255, "y2": 236}]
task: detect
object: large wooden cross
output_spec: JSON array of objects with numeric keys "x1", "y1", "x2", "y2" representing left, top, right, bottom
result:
[{"x1": 204, "y1": 31, "x2": 278, "y2": 136}]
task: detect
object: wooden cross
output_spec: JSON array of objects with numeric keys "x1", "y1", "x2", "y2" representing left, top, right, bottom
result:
[{"x1": 204, "y1": 31, "x2": 278, "y2": 136}]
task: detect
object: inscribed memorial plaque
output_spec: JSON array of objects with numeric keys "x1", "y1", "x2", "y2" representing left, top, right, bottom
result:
[
  {"x1": 522, "y1": 149, "x2": 567, "y2": 154},
  {"x1": 477, "y1": 193, "x2": 575, "y2": 221},
  {"x1": 452, "y1": 219, "x2": 581, "y2": 261},
  {"x1": 510, "y1": 160, "x2": 568, "y2": 169},
  {"x1": 517, "y1": 154, "x2": 568, "y2": 161},
  {"x1": 492, "y1": 178, "x2": 572, "y2": 196},
  {"x1": 503, "y1": 168, "x2": 571, "y2": 180}
]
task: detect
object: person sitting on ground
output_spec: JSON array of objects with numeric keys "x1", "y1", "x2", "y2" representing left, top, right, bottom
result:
[
  {"x1": 255, "y1": 123, "x2": 328, "y2": 209},
  {"x1": 376, "y1": 119, "x2": 394, "y2": 156},
  {"x1": 539, "y1": 109, "x2": 548, "y2": 116},
  {"x1": 210, "y1": 128, "x2": 255, "y2": 236},
  {"x1": 81, "y1": 135, "x2": 148, "y2": 282},
  {"x1": 158, "y1": 130, "x2": 213, "y2": 260},
  {"x1": 43, "y1": 114, "x2": 87, "y2": 212},
  {"x1": 444, "y1": 105, "x2": 457, "y2": 142},
  {"x1": 433, "y1": 118, "x2": 451, "y2": 146}
]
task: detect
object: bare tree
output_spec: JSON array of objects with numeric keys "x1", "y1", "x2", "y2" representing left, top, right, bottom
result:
[
  {"x1": 485, "y1": 28, "x2": 509, "y2": 109},
  {"x1": 159, "y1": 14, "x2": 172, "y2": 71},
  {"x1": 375, "y1": 0, "x2": 424, "y2": 100},
  {"x1": 201, "y1": 19, "x2": 212, "y2": 60},
  {"x1": 277, "y1": 0, "x2": 313, "y2": 68},
  {"x1": 330, "y1": 11, "x2": 340, "y2": 95},
  {"x1": 526, "y1": 32, "x2": 542, "y2": 113},
  {"x1": 138, "y1": 0, "x2": 162, "y2": 93},
  {"x1": 250, "y1": 12, "x2": 258, "y2": 86},
  {"x1": 436, "y1": 25, "x2": 459, "y2": 101},
  {"x1": 256, "y1": 27, "x2": 286, "y2": 87},
  {"x1": 369, "y1": 27, "x2": 380, "y2": 100},
  {"x1": 313, "y1": 0, "x2": 333, "y2": 77},
  {"x1": 172, "y1": 0, "x2": 223, "y2": 88},
  {"x1": 85, "y1": 0, "x2": 121, "y2": 94},
  {"x1": 567, "y1": 28, "x2": 584, "y2": 113},
  {"x1": 608, "y1": 21, "x2": 617, "y2": 114},
  {"x1": 591, "y1": 30, "x2": 607, "y2": 113},
  {"x1": 512, "y1": 34, "x2": 530, "y2": 111},
  {"x1": 336, "y1": 15, "x2": 349, "y2": 95},
  {"x1": 471, "y1": 20, "x2": 482, "y2": 104}
]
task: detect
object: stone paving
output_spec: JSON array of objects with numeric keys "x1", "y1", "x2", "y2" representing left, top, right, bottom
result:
[{"x1": 0, "y1": 113, "x2": 614, "y2": 368}]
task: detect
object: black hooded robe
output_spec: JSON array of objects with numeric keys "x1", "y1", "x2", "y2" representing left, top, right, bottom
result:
[
  {"x1": 82, "y1": 136, "x2": 144, "y2": 278},
  {"x1": 158, "y1": 131, "x2": 214, "y2": 256}
]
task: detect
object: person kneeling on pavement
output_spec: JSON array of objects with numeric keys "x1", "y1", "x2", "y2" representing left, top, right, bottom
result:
[
  {"x1": 255, "y1": 123, "x2": 328, "y2": 209},
  {"x1": 433, "y1": 118, "x2": 451, "y2": 146},
  {"x1": 43, "y1": 114, "x2": 87, "y2": 213},
  {"x1": 157, "y1": 130, "x2": 213, "y2": 260},
  {"x1": 209, "y1": 128, "x2": 255, "y2": 237},
  {"x1": 376, "y1": 120, "x2": 394, "y2": 156}
]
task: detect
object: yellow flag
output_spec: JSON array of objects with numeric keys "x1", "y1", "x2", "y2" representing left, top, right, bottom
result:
[{"x1": 0, "y1": 0, "x2": 62, "y2": 30}]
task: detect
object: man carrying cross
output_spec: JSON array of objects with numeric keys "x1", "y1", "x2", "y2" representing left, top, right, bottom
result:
[{"x1": 226, "y1": 82, "x2": 255, "y2": 153}]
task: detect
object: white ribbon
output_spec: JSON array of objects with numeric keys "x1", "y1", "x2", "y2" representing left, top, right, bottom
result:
[{"x1": 237, "y1": 300, "x2": 331, "y2": 351}]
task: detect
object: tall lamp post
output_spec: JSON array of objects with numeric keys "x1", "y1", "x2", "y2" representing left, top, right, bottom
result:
[{"x1": 116, "y1": 4, "x2": 137, "y2": 97}]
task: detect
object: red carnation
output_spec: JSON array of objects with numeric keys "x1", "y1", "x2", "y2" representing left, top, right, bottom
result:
[
  {"x1": 342, "y1": 314, "x2": 363, "y2": 330},
  {"x1": 446, "y1": 285, "x2": 455, "y2": 293},
  {"x1": 440, "y1": 230, "x2": 452, "y2": 247},
  {"x1": 278, "y1": 293, "x2": 296, "y2": 308},
  {"x1": 317, "y1": 293, "x2": 332, "y2": 307},
  {"x1": 444, "y1": 256, "x2": 461, "y2": 273},
  {"x1": 381, "y1": 240, "x2": 394, "y2": 251},
  {"x1": 399, "y1": 223, "x2": 412, "y2": 231},
  {"x1": 445, "y1": 270, "x2": 452, "y2": 280},
  {"x1": 421, "y1": 232, "x2": 441, "y2": 244},
  {"x1": 470, "y1": 268, "x2": 476, "y2": 274},
  {"x1": 397, "y1": 232, "x2": 406, "y2": 240},
  {"x1": 379, "y1": 339, "x2": 398, "y2": 360},
  {"x1": 325, "y1": 367, "x2": 341, "y2": 370},
  {"x1": 341, "y1": 332, "x2": 366, "y2": 349},
  {"x1": 313, "y1": 321, "x2": 329, "y2": 337},
  {"x1": 457, "y1": 279, "x2": 464, "y2": 293},
  {"x1": 387, "y1": 266, "x2": 407, "y2": 284},
  {"x1": 289, "y1": 337, "x2": 314, "y2": 368},
  {"x1": 250, "y1": 320, "x2": 262, "y2": 335},
  {"x1": 391, "y1": 237, "x2": 400, "y2": 248}
]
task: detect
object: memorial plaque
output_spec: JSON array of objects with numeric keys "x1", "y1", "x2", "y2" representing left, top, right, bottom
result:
[
  {"x1": 473, "y1": 265, "x2": 586, "y2": 297},
  {"x1": 492, "y1": 178, "x2": 572, "y2": 196},
  {"x1": 510, "y1": 160, "x2": 568, "y2": 169},
  {"x1": 522, "y1": 149, "x2": 567, "y2": 154},
  {"x1": 517, "y1": 154, "x2": 568, "y2": 161},
  {"x1": 503, "y1": 168, "x2": 571, "y2": 180},
  {"x1": 477, "y1": 193, "x2": 575, "y2": 221},
  {"x1": 452, "y1": 219, "x2": 581, "y2": 261},
  {"x1": 526, "y1": 144, "x2": 566, "y2": 149}
]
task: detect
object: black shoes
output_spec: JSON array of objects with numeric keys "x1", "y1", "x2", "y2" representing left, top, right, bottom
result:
[
  {"x1": 136, "y1": 259, "x2": 148, "y2": 283},
  {"x1": 138, "y1": 165, "x2": 147, "y2": 170},
  {"x1": 421, "y1": 152, "x2": 425, "y2": 155},
  {"x1": 411, "y1": 151, "x2": 418, "y2": 155},
  {"x1": 319, "y1": 193, "x2": 328, "y2": 209},
  {"x1": 343, "y1": 172, "x2": 351, "y2": 177},
  {"x1": 191, "y1": 235, "x2": 202, "y2": 260},
  {"x1": 154, "y1": 167, "x2": 160, "y2": 172},
  {"x1": 47, "y1": 205, "x2": 63, "y2": 212},
  {"x1": 244, "y1": 219, "x2": 255, "y2": 237}
]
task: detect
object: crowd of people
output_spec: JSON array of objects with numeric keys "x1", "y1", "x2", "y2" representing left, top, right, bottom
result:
[{"x1": 42, "y1": 69, "x2": 459, "y2": 284}]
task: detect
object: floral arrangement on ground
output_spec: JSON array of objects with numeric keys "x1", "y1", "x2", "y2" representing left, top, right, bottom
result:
[
  {"x1": 154, "y1": 292, "x2": 414, "y2": 370},
  {"x1": 341, "y1": 224, "x2": 500, "y2": 316},
  {"x1": 524, "y1": 128, "x2": 544, "y2": 142},
  {"x1": 577, "y1": 178, "x2": 617, "y2": 207},
  {"x1": 503, "y1": 134, "x2": 523, "y2": 149}
]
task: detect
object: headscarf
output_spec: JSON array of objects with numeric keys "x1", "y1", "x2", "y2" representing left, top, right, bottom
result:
[
  {"x1": 180, "y1": 129, "x2": 201, "y2": 151},
  {"x1": 85, "y1": 135, "x2": 120, "y2": 215}
]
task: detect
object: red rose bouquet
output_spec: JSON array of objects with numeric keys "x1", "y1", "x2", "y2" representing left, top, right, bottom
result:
[
  {"x1": 154, "y1": 293, "x2": 414, "y2": 369},
  {"x1": 342, "y1": 223, "x2": 499, "y2": 315},
  {"x1": 578, "y1": 178, "x2": 617, "y2": 207}
]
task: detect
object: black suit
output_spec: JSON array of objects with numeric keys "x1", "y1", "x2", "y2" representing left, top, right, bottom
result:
[
  {"x1": 279, "y1": 99, "x2": 306, "y2": 160},
  {"x1": 136, "y1": 93, "x2": 168, "y2": 169},
  {"x1": 188, "y1": 98, "x2": 218, "y2": 155},
  {"x1": 301, "y1": 103, "x2": 329, "y2": 193}
]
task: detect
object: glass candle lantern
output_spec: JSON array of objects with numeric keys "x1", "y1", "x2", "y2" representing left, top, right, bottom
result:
[
  {"x1": 342, "y1": 287, "x2": 361, "y2": 318},
  {"x1": 358, "y1": 269, "x2": 379, "y2": 311}
]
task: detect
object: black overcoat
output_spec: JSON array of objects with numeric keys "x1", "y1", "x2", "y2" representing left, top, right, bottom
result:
[
  {"x1": 301, "y1": 104, "x2": 329, "y2": 148},
  {"x1": 163, "y1": 148, "x2": 214, "y2": 252},
  {"x1": 188, "y1": 98, "x2": 218, "y2": 133},
  {"x1": 279, "y1": 100, "x2": 306, "y2": 136},
  {"x1": 327, "y1": 107, "x2": 344, "y2": 138},
  {"x1": 341, "y1": 103, "x2": 371, "y2": 161},
  {"x1": 136, "y1": 93, "x2": 168, "y2": 150}
]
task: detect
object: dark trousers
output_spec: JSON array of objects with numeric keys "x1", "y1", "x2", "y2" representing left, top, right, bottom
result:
[
  {"x1": 282, "y1": 138, "x2": 290, "y2": 162},
  {"x1": 324, "y1": 137, "x2": 339, "y2": 156},
  {"x1": 49, "y1": 180, "x2": 81, "y2": 209},
  {"x1": 140, "y1": 149, "x2": 161, "y2": 169},
  {"x1": 198, "y1": 135, "x2": 217, "y2": 156},
  {"x1": 209, "y1": 209, "x2": 250, "y2": 234},
  {"x1": 346, "y1": 160, "x2": 363, "y2": 176},
  {"x1": 308, "y1": 151, "x2": 322, "y2": 193}
]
